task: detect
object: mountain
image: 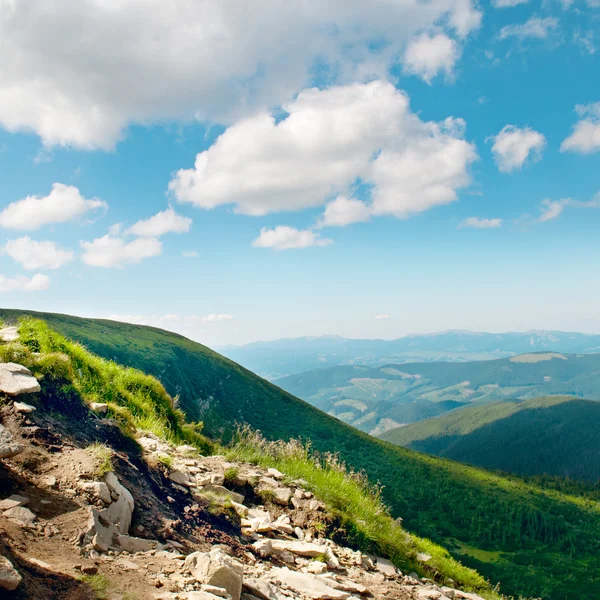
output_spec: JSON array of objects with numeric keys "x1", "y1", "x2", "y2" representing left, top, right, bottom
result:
[
  {"x1": 381, "y1": 396, "x2": 600, "y2": 482},
  {"x1": 3, "y1": 309, "x2": 600, "y2": 599},
  {"x1": 217, "y1": 331, "x2": 600, "y2": 379},
  {"x1": 275, "y1": 352, "x2": 600, "y2": 435}
]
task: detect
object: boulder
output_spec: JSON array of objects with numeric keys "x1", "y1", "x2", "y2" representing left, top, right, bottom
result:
[
  {"x1": 14, "y1": 401, "x2": 36, "y2": 413},
  {"x1": 187, "y1": 547, "x2": 244, "y2": 600},
  {"x1": 243, "y1": 578, "x2": 285, "y2": 600},
  {"x1": 116, "y1": 535, "x2": 158, "y2": 553},
  {"x1": 0, "y1": 424, "x2": 24, "y2": 459},
  {"x1": 89, "y1": 402, "x2": 108, "y2": 415},
  {"x1": 0, "y1": 556, "x2": 22, "y2": 591},
  {"x1": 0, "y1": 363, "x2": 41, "y2": 396},
  {"x1": 0, "y1": 326, "x2": 19, "y2": 342},
  {"x1": 169, "y1": 469, "x2": 192, "y2": 486},
  {"x1": 104, "y1": 472, "x2": 135, "y2": 533},
  {"x1": 266, "y1": 468, "x2": 284, "y2": 480},
  {"x1": 80, "y1": 481, "x2": 112, "y2": 504},
  {"x1": 271, "y1": 567, "x2": 350, "y2": 600},
  {"x1": 0, "y1": 494, "x2": 29, "y2": 510},
  {"x1": 4, "y1": 506, "x2": 37, "y2": 525},
  {"x1": 270, "y1": 540, "x2": 327, "y2": 557},
  {"x1": 375, "y1": 556, "x2": 396, "y2": 577}
]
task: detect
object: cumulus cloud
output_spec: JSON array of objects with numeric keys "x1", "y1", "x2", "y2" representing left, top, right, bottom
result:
[
  {"x1": 0, "y1": 0, "x2": 481, "y2": 149},
  {"x1": 0, "y1": 183, "x2": 106, "y2": 231},
  {"x1": 561, "y1": 103, "x2": 600, "y2": 154},
  {"x1": 0, "y1": 273, "x2": 49, "y2": 292},
  {"x1": 403, "y1": 33, "x2": 460, "y2": 83},
  {"x1": 489, "y1": 125, "x2": 546, "y2": 172},
  {"x1": 127, "y1": 207, "x2": 191, "y2": 237},
  {"x1": 170, "y1": 81, "x2": 476, "y2": 220},
  {"x1": 252, "y1": 227, "x2": 332, "y2": 251},
  {"x1": 3, "y1": 237, "x2": 74, "y2": 270},
  {"x1": 498, "y1": 17, "x2": 558, "y2": 40},
  {"x1": 81, "y1": 235, "x2": 162, "y2": 268},
  {"x1": 493, "y1": 0, "x2": 529, "y2": 7},
  {"x1": 459, "y1": 217, "x2": 503, "y2": 228},
  {"x1": 538, "y1": 196, "x2": 600, "y2": 222},
  {"x1": 201, "y1": 314, "x2": 235, "y2": 323},
  {"x1": 317, "y1": 196, "x2": 371, "y2": 228}
]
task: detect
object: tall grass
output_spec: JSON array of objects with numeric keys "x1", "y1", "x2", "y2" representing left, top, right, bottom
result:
[
  {"x1": 10, "y1": 317, "x2": 211, "y2": 452},
  {"x1": 226, "y1": 426, "x2": 504, "y2": 600}
]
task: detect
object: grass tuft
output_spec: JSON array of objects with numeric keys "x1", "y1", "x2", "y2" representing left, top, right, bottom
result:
[{"x1": 86, "y1": 442, "x2": 114, "y2": 478}]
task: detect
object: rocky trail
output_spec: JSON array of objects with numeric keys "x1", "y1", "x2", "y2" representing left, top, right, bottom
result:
[{"x1": 0, "y1": 327, "x2": 485, "y2": 600}]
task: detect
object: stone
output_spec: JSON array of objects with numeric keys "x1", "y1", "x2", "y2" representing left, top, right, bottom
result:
[
  {"x1": 186, "y1": 592, "x2": 226, "y2": 600},
  {"x1": 266, "y1": 468, "x2": 284, "y2": 480},
  {"x1": 43, "y1": 476, "x2": 57, "y2": 488},
  {"x1": 0, "y1": 424, "x2": 24, "y2": 459},
  {"x1": 243, "y1": 578, "x2": 285, "y2": 600},
  {"x1": 0, "y1": 494, "x2": 29, "y2": 510},
  {"x1": 440, "y1": 588, "x2": 456, "y2": 599},
  {"x1": 104, "y1": 472, "x2": 135, "y2": 533},
  {"x1": 80, "y1": 481, "x2": 112, "y2": 504},
  {"x1": 417, "y1": 553, "x2": 432, "y2": 563},
  {"x1": 252, "y1": 539, "x2": 273, "y2": 558},
  {"x1": 306, "y1": 561, "x2": 328, "y2": 575},
  {"x1": 169, "y1": 469, "x2": 192, "y2": 486},
  {"x1": 0, "y1": 362, "x2": 41, "y2": 396},
  {"x1": 201, "y1": 584, "x2": 230, "y2": 598},
  {"x1": 4, "y1": 506, "x2": 37, "y2": 525},
  {"x1": 272, "y1": 487, "x2": 292, "y2": 506},
  {"x1": 231, "y1": 501, "x2": 248, "y2": 517},
  {"x1": 335, "y1": 581, "x2": 368, "y2": 595},
  {"x1": 14, "y1": 401, "x2": 36, "y2": 413},
  {"x1": 116, "y1": 535, "x2": 158, "y2": 553},
  {"x1": 202, "y1": 484, "x2": 244, "y2": 504},
  {"x1": 0, "y1": 555, "x2": 22, "y2": 591},
  {"x1": 115, "y1": 558, "x2": 140, "y2": 570},
  {"x1": 211, "y1": 473, "x2": 225, "y2": 485},
  {"x1": 28, "y1": 557, "x2": 53, "y2": 570},
  {"x1": 375, "y1": 557, "x2": 396, "y2": 577},
  {"x1": 272, "y1": 567, "x2": 350, "y2": 600},
  {"x1": 270, "y1": 540, "x2": 327, "y2": 558},
  {"x1": 89, "y1": 402, "x2": 108, "y2": 415},
  {"x1": 271, "y1": 514, "x2": 293, "y2": 535},
  {"x1": 0, "y1": 326, "x2": 19, "y2": 342},
  {"x1": 187, "y1": 548, "x2": 244, "y2": 600}
]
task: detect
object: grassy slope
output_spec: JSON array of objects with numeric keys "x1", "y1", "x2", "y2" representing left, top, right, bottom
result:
[
  {"x1": 381, "y1": 396, "x2": 600, "y2": 482},
  {"x1": 2, "y1": 310, "x2": 600, "y2": 599}
]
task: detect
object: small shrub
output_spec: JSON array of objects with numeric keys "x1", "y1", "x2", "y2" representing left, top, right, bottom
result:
[{"x1": 223, "y1": 466, "x2": 240, "y2": 486}]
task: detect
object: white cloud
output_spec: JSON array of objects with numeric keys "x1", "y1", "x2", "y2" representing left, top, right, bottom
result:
[
  {"x1": 3, "y1": 237, "x2": 74, "y2": 270},
  {"x1": 170, "y1": 81, "x2": 476, "y2": 220},
  {"x1": 561, "y1": 103, "x2": 600, "y2": 154},
  {"x1": 459, "y1": 217, "x2": 503, "y2": 228},
  {"x1": 252, "y1": 226, "x2": 332, "y2": 251},
  {"x1": 127, "y1": 207, "x2": 191, "y2": 237},
  {"x1": 403, "y1": 33, "x2": 460, "y2": 83},
  {"x1": 539, "y1": 196, "x2": 600, "y2": 222},
  {"x1": 492, "y1": 0, "x2": 529, "y2": 7},
  {"x1": 498, "y1": 17, "x2": 558, "y2": 40},
  {"x1": 0, "y1": 273, "x2": 49, "y2": 292},
  {"x1": 317, "y1": 196, "x2": 371, "y2": 228},
  {"x1": 489, "y1": 125, "x2": 546, "y2": 172},
  {"x1": 81, "y1": 235, "x2": 162, "y2": 268},
  {"x1": 374, "y1": 314, "x2": 392, "y2": 320},
  {"x1": 201, "y1": 314, "x2": 235, "y2": 323},
  {"x1": 0, "y1": 0, "x2": 481, "y2": 149},
  {"x1": 0, "y1": 183, "x2": 106, "y2": 231},
  {"x1": 574, "y1": 30, "x2": 596, "y2": 55},
  {"x1": 182, "y1": 250, "x2": 198, "y2": 258}
]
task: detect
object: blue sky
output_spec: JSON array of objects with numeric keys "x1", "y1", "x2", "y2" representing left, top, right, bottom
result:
[{"x1": 0, "y1": 0, "x2": 599, "y2": 346}]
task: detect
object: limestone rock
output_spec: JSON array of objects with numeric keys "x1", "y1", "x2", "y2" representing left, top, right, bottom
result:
[
  {"x1": 266, "y1": 468, "x2": 284, "y2": 480},
  {"x1": 272, "y1": 487, "x2": 292, "y2": 506},
  {"x1": 244, "y1": 578, "x2": 285, "y2": 600},
  {"x1": 272, "y1": 567, "x2": 350, "y2": 600},
  {"x1": 375, "y1": 556, "x2": 396, "y2": 577},
  {"x1": 4, "y1": 506, "x2": 37, "y2": 525},
  {"x1": 0, "y1": 326, "x2": 19, "y2": 342},
  {"x1": 0, "y1": 556, "x2": 22, "y2": 591},
  {"x1": 0, "y1": 363, "x2": 41, "y2": 396},
  {"x1": 116, "y1": 535, "x2": 158, "y2": 553},
  {"x1": 80, "y1": 481, "x2": 112, "y2": 504},
  {"x1": 104, "y1": 472, "x2": 135, "y2": 533},
  {"x1": 89, "y1": 402, "x2": 108, "y2": 415},
  {"x1": 170, "y1": 469, "x2": 192, "y2": 486},
  {"x1": 0, "y1": 424, "x2": 24, "y2": 459},
  {"x1": 187, "y1": 548, "x2": 244, "y2": 600},
  {"x1": 14, "y1": 401, "x2": 36, "y2": 413},
  {"x1": 270, "y1": 540, "x2": 327, "y2": 558},
  {"x1": 0, "y1": 494, "x2": 29, "y2": 510}
]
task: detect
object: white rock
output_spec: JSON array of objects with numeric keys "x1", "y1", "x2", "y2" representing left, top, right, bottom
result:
[
  {"x1": 0, "y1": 326, "x2": 19, "y2": 342},
  {"x1": 187, "y1": 548, "x2": 244, "y2": 600},
  {"x1": 0, "y1": 556, "x2": 22, "y2": 591},
  {"x1": 201, "y1": 584, "x2": 229, "y2": 598},
  {"x1": 231, "y1": 501, "x2": 248, "y2": 518},
  {"x1": 244, "y1": 578, "x2": 285, "y2": 600},
  {"x1": 4, "y1": 506, "x2": 37, "y2": 525},
  {"x1": 0, "y1": 363, "x2": 41, "y2": 396},
  {"x1": 307, "y1": 561, "x2": 328, "y2": 574},
  {"x1": 89, "y1": 402, "x2": 108, "y2": 415},
  {"x1": 202, "y1": 484, "x2": 244, "y2": 505},
  {"x1": 267, "y1": 468, "x2": 284, "y2": 480},
  {"x1": 211, "y1": 473, "x2": 225, "y2": 485},
  {"x1": 14, "y1": 401, "x2": 36, "y2": 413},
  {"x1": 0, "y1": 424, "x2": 24, "y2": 459},
  {"x1": 170, "y1": 469, "x2": 192, "y2": 486},
  {"x1": 375, "y1": 557, "x2": 396, "y2": 577},
  {"x1": 80, "y1": 481, "x2": 112, "y2": 504},
  {"x1": 0, "y1": 494, "x2": 29, "y2": 510},
  {"x1": 270, "y1": 540, "x2": 326, "y2": 557},
  {"x1": 116, "y1": 535, "x2": 158, "y2": 553},
  {"x1": 417, "y1": 552, "x2": 432, "y2": 563},
  {"x1": 272, "y1": 567, "x2": 350, "y2": 600},
  {"x1": 104, "y1": 472, "x2": 135, "y2": 533},
  {"x1": 252, "y1": 539, "x2": 273, "y2": 558}
]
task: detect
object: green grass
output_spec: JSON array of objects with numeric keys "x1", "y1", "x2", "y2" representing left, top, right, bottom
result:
[
  {"x1": 80, "y1": 574, "x2": 111, "y2": 599},
  {"x1": 2, "y1": 309, "x2": 600, "y2": 599},
  {"x1": 227, "y1": 426, "x2": 502, "y2": 599},
  {"x1": 86, "y1": 442, "x2": 114, "y2": 478}
]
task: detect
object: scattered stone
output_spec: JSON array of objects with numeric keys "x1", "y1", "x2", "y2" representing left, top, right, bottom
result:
[
  {"x1": 307, "y1": 561, "x2": 328, "y2": 575},
  {"x1": 28, "y1": 557, "x2": 53, "y2": 570},
  {"x1": 80, "y1": 481, "x2": 112, "y2": 504},
  {"x1": 89, "y1": 402, "x2": 108, "y2": 415},
  {"x1": 0, "y1": 362, "x2": 41, "y2": 396},
  {"x1": 0, "y1": 494, "x2": 29, "y2": 510},
  {"x1": 43, "y1": 475, "x2": 57, "y2": 488},
  {"x1": 202, "y1": 584, "x2": 230, "y2": 598},
  {"x1": 115, "y1": 558, "x2": 140, "y2": 570},
  {"x1": 169, "y1": 469, "x2": 192, "y2": 486},
  {"x1": 116, "y1": 535, "x2": 158, "y2": 553},
  {"x1": 4, "y1": 506, "x2": 37, "y2": 525},
  {"x1": 244, "y1": 578, "x2": 284, "y2": 600},
  {"x1": 210, "y1": 473, "x2": 225, "y2": 485},
  {"x1": 187, "y1": 547, "x2": 244, "y2": 600},
  {"x1": 272, "y1": 567, "x2": 350, "y2": 600},
  {"x1": 14, "y1": 401, "x2": 36, "y2": 413},
  {"x1": 375, "y1": 557, "x2": 396, "y2": 577},
  {"x1": 0, "y1": 424, "x2": 24, "y2": 459},
  {"x1": 266, "y1": 468, "x2": 284, "y2": 480},
  {"x1": 0, "y1": 556, "x2": 22, "y2": 591},
  {"x1": 252, "y1": 540, "x2": 273, "y2": 559}
]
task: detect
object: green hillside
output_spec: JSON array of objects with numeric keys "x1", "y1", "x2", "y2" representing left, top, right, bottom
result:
[
  {"x1": 2, "y1": 309, "x2": 600, "y2": 599},
  {"x1": 275, "y1": 353, "x2": 600, "y2": 435},
  {"x1": 381, "y1": 396, "x2": 600, "y2": 482}
]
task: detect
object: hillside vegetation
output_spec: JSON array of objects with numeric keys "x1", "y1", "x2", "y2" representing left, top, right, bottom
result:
[
  {"x1": 275, "y1": 353, "x2": 600, "y2": 435},
  {"x1": 381, "y1": 396, "x2": 600, "y2": 482},
  {"x1": 2, "y1": 309, "x2": 600, "y2": 599}
]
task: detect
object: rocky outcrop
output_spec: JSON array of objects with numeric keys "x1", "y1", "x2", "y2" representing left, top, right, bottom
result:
[
  {"x1": 185, "y1": 547, "x2": 244, "y2": 600},
  {"x1": 0, "y1": 362, "x2": 41, "y2": 396}
]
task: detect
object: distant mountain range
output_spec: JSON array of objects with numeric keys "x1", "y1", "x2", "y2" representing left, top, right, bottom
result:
[
  {"x1": 275, "y1": 351, "x2": 600, "y2": 436},
  {"x1": 217, "y1": 330, "x2": 600, "y2": 380},
  {"x1": 381, "y1": 396, "x2": 600, "y2": 482}
]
